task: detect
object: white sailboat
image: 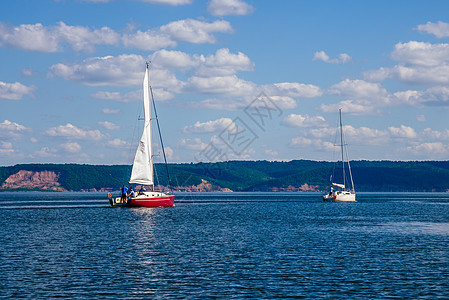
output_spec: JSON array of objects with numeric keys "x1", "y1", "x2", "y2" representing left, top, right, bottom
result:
[
  {"x1": 323, "y1": 109, "x2": 356, "y2": 202},
  {"x1": 108, "y1": 63, "x2": 174, "y2": 207}
]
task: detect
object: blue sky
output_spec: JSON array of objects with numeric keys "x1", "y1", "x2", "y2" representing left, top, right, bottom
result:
[{"x1": 2, "y1": 0, "x2": 449, "y2": 165}]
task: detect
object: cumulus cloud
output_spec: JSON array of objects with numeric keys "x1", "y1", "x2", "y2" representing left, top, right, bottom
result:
[
  {"x1": 34, "y1": 147, "x2": 58, "y2": 158},
  {"x1": 319, "y1": 79, "x2": 391, "y2": 115},
  {"x1": 415, "y1": 21, "x2": 449, "y2": 38},
  {"x1": 207, "y1": 0, "x2": 254, "y2": 16},
  {"x1": 160, "y1": 19, "x2": 232, "y2": 44},
  {"x1": 46, "y1": 123, "x2": 104, "y2": 140},
  {"x1": 0, "y1": 22, "x2": 119, "y2": 53},
  {"x1": 391, "y1": 41, "x2": 449, "y2": 66},
  {"x1": 364, "y1": 41, "x2": 449, "y2": 85},
  {"x1": 179, "y1": 138, "x2": 207, "y2": 150},
  {"x1": 328, "y1": 79, "x2": 389, "y2": 102},
  {"x1": 0, "y1": 18, "x2": 232, "y2": 53},
  {"x1": 282, "y1": 114, "x2": 326, "y2": 128},
  {"x1": 98, "y1": 121, "x2": 120, "y2": 130},
  {"x1": 102, "y1": 108, "x2": 120, "y2": 114},
  {"x1": 92, "y1": 90, "x2": 141, "y2": 102},
  {"x1": 49, "y1": 54, "x2": 182, "y2": 89},
  {"x1": 151, "y1": 49, "x2": 199, "y2": 69},
  {"x1": 107, "y1": 138, "x2": 129, "y2": 148},
  {"x1": 82, "y1": 0, "x2": 192, "y2": 4},
  {"x1": 271, "y1": 82, "x2": 323, "y2": 98},
  {"x1": 388, "y1": 125, "x2": 417, "y2": 139},
  {"x1": 406, "y1": 142, "x2": 449, "y2": 158},
  {"x1": 0, "y1": 120, "x2": 31, "y2": 139},
  {"x1": 0, "y1": 81, "x2": 36, "y2": 100},
  {"x1": 60, "y1": 142, "x2": 82, "y2": 153},
  {"x1": 122, "y1": 30, "x2": 176, "y2": 51},
  {"x1": 49, "y1": 54, "x2": 145, "y2": 86},
  {"x1": 195, "y1": 48, "x2": 254, "y2": 76},
  {"x1": 184, "y1": 75, "x2": 256, "y2": 96},
  {"x1": 313, "y1": 51, "x2": 352, "y2": 64},
  {"x1": 183, "y1": 117, "x2": 235, "y2": 133}
]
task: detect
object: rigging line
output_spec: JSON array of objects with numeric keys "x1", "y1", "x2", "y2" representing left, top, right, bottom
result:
[
  {"x1": 339, "y1": 108, "x2": 346, "y2": 188},
  {"x1": 148, "y1": 72, "x2": 173, "y2": 193}
]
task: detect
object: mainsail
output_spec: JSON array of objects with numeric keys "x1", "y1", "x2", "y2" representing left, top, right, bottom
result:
[{"x1": 129, "y1": 65, "x2": 153, "y2": 186}]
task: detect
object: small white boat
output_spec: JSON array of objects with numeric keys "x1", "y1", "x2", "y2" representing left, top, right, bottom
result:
[{"x1": 323, "y1": 109, "x2": 356, "y2": 202}]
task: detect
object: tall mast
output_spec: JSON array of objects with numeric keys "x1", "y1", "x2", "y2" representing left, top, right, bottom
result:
[
  {"x1": 339, "y1": 108, "x2": 346, "y2": 188},
  {"x1": 148, "y1": 62, "x2": 173, "y2": 193}
]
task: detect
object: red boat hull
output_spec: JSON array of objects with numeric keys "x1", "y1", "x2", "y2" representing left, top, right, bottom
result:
[{"x1": 128, "y1": 195, "x2": 175, "y2": 207}]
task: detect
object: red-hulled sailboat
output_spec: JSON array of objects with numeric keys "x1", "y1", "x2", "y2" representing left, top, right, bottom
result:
[{"x1": 108, "y1": 63, "x2": 174, "y2": 207}]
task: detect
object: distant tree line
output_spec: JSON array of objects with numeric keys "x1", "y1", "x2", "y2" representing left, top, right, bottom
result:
[{"x1": 1, "y1": 160, "x2": 449, "y2": 192}]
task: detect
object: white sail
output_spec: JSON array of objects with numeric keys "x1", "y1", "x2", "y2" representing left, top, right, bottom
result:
[{"x1": 129, "y1": 66, "x2": 153, "y2": 186}]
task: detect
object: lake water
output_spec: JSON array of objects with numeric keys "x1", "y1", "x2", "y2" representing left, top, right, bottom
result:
[{"x1": 1, "y1": 192, "x2": 448, "y2": 298}]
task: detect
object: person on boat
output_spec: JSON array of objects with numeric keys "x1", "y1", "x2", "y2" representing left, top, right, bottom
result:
[
  {"x1": 129, "y1": 187, "x2": 136, "y2": 198},
  {"x1": 121, "y1": 185, "x2": 128, "y2": 202},
  {"x1": 138, "y1": 186, "x2": 146, "y2": 195},
  {"x1": 329, "y1": 186, "x2": 333, "y2": 195}
]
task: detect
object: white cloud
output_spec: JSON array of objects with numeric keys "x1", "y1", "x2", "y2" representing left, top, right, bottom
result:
[
  {"x1": 34, "y1": 147, "x2": 58, "y2": 158},
  {"x1": 0, "y1": 120, "x2": 31, "y2": 139},
  {"x1": 308, "y1": 125, "x2": 389, "y2": 146},
  {"x1": 164, "y1": 146, "x2": 174, "y2": 159},
  {"x1": 406, "y1": 142, "x2": 449, "y2": 158},
  {"x1": 46, "y1": 123, "x2": 104, "y2": 140},
  {"x1": 0, "y1": 141, "x2": 15, "y2": 156},
  {"x1": 290, "y1": 136, "x2": 334, "y2": 150},
  {"x1": 313, "y1": 51, "x2": 352, "y2": 64},
  {"x1": 268, "y1": 96, "x2": 297, "y2": 110},
  {"x1": 207, "y1": 0, "x2": 254, "y2": 16},
  {"x1": 0, "y1": 81, "x2": 36, "y2": 100},
  {"x1": 60, "y1": 142, "x2": 82, "y2": 153},
  {"x1": 196, "y1": 48, "x2": 254, "y2": 76},
  {"x1": 319, "y1": 100, "x2": 376, "y2": 115},
  {"x1": 122, "y1": 30, "x2": 176, "y2": 51},
  {"x1": 388, "y1": 125, "x2": 417, "y2": 139},
  {"x1": 282, "y1": 114, "x2": 326, "y2": 128},
  {"x1": 102, "y1": 108, "x2": 120, "y2": 114},
  {"x1": 415, "y1": 21, "x2": 449, "y2": 38},
  {"x1": 391, "y1": 41, "x2": 449, "y2": 67},
  {"x1": 364, "y1": 41, "x2": 449, "y2": 85},
  {"x1": 160, "y1": 19, "x2": 233, "y2": 44},
  {"x1": 83, "y1": 0, "x2": 193, "y2": 4},
  {"x1": 184, "y1": 75, "x2": 256, "y2": 96},
  {"x1": 49, "y1": 55, "x2": 182, "y2": 89},
  {"x1": 264, "y1": 149, "x2": 278, "y2": 156},
  {"x1": 329, "y1": 79, "x2": 389, "y2": 102},
  {"x1": 0, "y1": 23, "x2": 60, "y2": 52},
  {"x1": 421, "y1": 128, "x2": 449, "y2": 141},
  {"x1": 92, "y1": 90, "x2": 141, "y2": 102},
  {"x1": 271, "y1": 82, "x2": 323, "y2": 98},
  {"x1": 1, "y1": 141, "x2": 12, "y2": 149},
  {"x1": 183, "y1": 117, "x2": 235, "y2": 133},
  {"x1": 98, "y1": 121, "x2": 120, "y2": 130},
  {"x1": 179, "y1": 138, "x2": 207, "y2": 150},
  {"x1": 107, "y1": 138, "x2": 129, "y2": 148},
  {"x1": 151, "y1": 49, "x2": 198, "y2": 69},
  {"x1": 320, "y1": 79, "x2": 391, "y2": 115},
  {"x1": 49, "y1": 55, "x2": 145, "y2": 86},
  {"x1": 416, "y1": 115, "x2": 426, "y2": 122},
  {"x1": 0, "y1": 18, "x2": 231, "y2": 53},
  {"x1": 0, "y1": 22, "x2": 119, "y2": 53}
]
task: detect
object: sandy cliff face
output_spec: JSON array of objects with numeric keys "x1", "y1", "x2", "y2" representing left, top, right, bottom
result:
[{"x1": 1, "y1": 170, "x2": 66, "y2": 191}]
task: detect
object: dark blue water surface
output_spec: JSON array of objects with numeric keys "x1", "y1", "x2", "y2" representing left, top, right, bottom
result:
[{"x1": 1, "y1": 192, "x2": 448, "y2": 299}]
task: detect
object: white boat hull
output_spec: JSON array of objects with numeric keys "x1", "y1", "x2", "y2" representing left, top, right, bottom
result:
[{"x1": 323, "y1": 191, "x2": 356, "y2": 202}]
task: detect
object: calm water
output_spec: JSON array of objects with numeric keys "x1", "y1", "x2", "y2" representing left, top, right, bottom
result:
[{"x1": 0, "y1": 192, "x2": 448, "y2": 299}]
